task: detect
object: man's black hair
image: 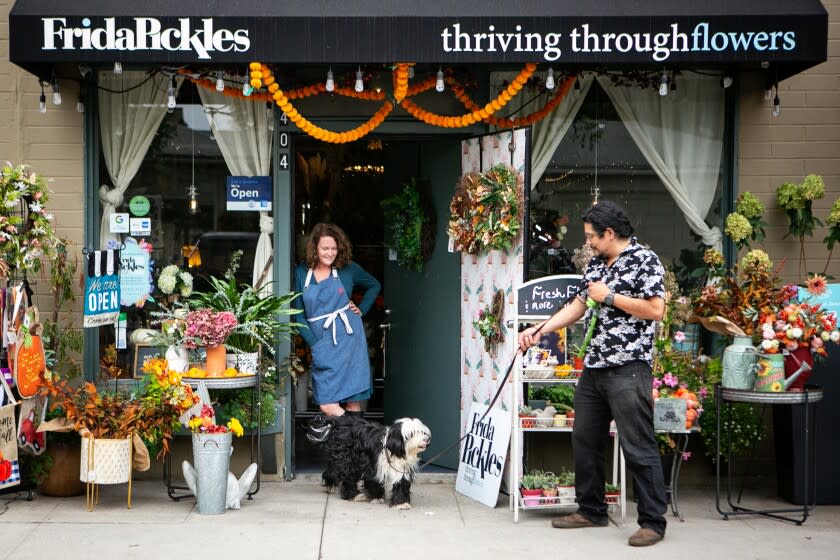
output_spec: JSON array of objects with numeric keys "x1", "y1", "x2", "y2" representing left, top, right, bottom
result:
[{"x1": 580, "y1": 200, "x2": 635, "y2": 238}]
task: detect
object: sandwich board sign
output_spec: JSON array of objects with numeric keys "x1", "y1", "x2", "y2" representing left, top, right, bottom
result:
[{"x1": 455, "y1": 402, "x2": 511, "y2": 507}]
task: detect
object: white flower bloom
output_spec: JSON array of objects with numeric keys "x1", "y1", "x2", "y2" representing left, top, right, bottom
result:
[
  {"x1": 821, "y1": 331, "x2": 831, "y2": 341},
  {"x1": 179, "y1": 271, "x2": 193, "y2": 287},
  {"x1": 791, "y1": 327, "x2": 803, "y2": 339},
  {"x1": 831, "y1": 331, "x2": 840, "y2": 342},
  {"x1": 761, "y1": 339, "x2": 776, "y2": 351},
  {"x1": 44, "y1": 213, "x2": 54, "y2": 221},
  {"x1": 180, "y1": 285, "x2": 193, "y2": 297},
  {"x1": 158, "y1": 274, "x2": 176, "y2": 294},
  {"x1": 162, "y1": 265, "x2": 179, "y2": 276},
  {"x1": 29, "y1": 202, "x2": 42, "y2": 213}
]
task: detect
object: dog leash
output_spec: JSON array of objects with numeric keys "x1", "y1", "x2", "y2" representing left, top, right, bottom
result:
[{"x1": 417, "y1": 279, "x2": 586, "y2": 471}]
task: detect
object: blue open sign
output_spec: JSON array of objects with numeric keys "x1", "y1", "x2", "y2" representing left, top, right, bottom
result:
[{"x1": 226, "y1": 176, "x2": 272, "y2": 211}]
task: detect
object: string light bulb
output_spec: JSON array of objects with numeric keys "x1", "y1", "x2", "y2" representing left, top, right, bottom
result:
[
  {"x1": 435, "y1": 67, "x2": 445, "y2": 92},
  {"x1": 326, "y1": 67, "x2": 335, "y2": 92},
  {"x1": 187, "y1": 185, "x2": 199, "y2": 214},
  {"x1": 354, "y1": 67, "x2": 364, "y2": 93},
  {"x1": 720, "y1": 74, "x2": 733, "y2": 89},
  {"x1": 658, "y1": 70, "x2": 669, "y2": 96},
  {"x1": 574, "y1": 75, "x2": 581, "y2": 95},
  {"x1": 76, "y1": 94, "x2": 85, "y2": 113},
  {"x1": 113, "y1": 61, "x2": 122, "y2": 75},
  {"x1": 167, "y1": 76, "x2": 177, "y2": 110},
  {"x1": 764, "y1": 88, "x2": 773, "y2": 101},
  {"x1": 51, "y1": 79, "x2": 61, "y2": 106},
  {"x1": 773, "y1": 91, "x2": 781, "y2": 117},
  {"x1": 39, "y1": 83, "x2": 46, "y2": 113},
  {"x1": 408, "y1": 65, "x2": 415, "y2": 79},
  {"x1": 215, "y1": 71, "x2": 225, "y2": 92},
  {"x1": 545, "y1": 67, "x2": 555, "y2": 90},
  {"x1": 242, "y1": 79, "x2": 253, "y2": 96}
]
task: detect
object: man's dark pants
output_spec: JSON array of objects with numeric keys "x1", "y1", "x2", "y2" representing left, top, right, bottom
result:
[{"x1": 572, "y1": 361, "x2": 668, "y2": 536}]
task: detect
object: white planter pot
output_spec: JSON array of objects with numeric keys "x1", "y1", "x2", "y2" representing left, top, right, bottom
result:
[
  {"x1": 226, "y1": 352, "x2": 259, "y2": 374},
  {"x1": 165, "y1": 345, "x2": 190, "y2": 373}
]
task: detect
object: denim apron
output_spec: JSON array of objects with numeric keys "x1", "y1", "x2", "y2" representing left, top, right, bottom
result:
[{"x1": 303, "y1": 268, "x2": 370, "y2": 404}]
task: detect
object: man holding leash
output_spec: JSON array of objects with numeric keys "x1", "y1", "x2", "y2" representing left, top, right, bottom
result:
[{"x1": 518, "y1": 201, "x2": 668, "y2": 547}]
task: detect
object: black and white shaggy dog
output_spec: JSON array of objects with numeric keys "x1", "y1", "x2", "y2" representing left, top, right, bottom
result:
[{"x1": 309, "y1": 415, "x2": 431, "y2": 509}]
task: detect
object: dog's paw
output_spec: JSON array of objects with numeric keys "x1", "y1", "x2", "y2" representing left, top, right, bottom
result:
[
  {"x1": 370, "y1": 498, "x2": 385, "y2": 504},
  {"x1": 391, "y1": 502, "x2": 412, "y2": 510},
  {"x1": 352, "y1": 493, "x2": 370, "y2": 502}
]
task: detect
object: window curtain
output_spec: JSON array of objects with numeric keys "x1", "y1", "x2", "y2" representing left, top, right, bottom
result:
[
  {"x1": 197, "y1": 82, "x2": 274, "y2": 295},
  {"x1": 98, "y1": 72, "x2": 179, "y2": 249},
  {"x1": 596, "y1": 74, "x2": 724, "y2": 250},
  {"x1": 489, "y1": 72, "x2": 594, "y2": 189}
]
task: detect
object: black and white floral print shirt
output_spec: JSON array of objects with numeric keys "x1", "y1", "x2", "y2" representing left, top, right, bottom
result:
[{"x1": 580, "y1": 238, "x2": 665, "y2": 368}]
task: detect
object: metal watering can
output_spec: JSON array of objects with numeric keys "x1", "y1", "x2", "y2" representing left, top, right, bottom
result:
[{"x1": 752, "y1": 352, "x2": 813, "y2": 392}]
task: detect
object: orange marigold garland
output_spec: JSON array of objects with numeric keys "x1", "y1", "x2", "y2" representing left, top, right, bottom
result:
[
  {"x1": 400, "y1": 63, "x2": 536, "y2": 129},
  {"x1": 393, "y1": 63, "x2": 410, "y2": 102},
  {"x1": 188, "y1": 62, "x2": 570, "y2": 142},
  {"x1": 450, "y1": 75, "x2": 575, "y2": 128}
]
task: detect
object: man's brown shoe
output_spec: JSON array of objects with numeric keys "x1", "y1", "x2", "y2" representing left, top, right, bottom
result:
[
  {"x1": 551, "y1": 512, "x2": 608, "y2": 529},
  {"x1": 628, "y1": 528, "x2": 664, "y2": 546}
]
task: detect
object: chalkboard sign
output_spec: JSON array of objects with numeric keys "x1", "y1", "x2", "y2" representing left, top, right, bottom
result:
[
  {"x1": 132, "y1": 344, "x2": 161, "y2": 378},
  {"x1": 517, "y1": 274, "x2": 584, "y2": 316}
]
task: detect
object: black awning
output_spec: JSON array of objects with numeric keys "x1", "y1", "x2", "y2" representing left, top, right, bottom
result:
[{"x1": 10, "y1": 0, "x2": 828, "y2": 80}]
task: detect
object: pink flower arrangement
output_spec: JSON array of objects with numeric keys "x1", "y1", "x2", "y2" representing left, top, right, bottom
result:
[{"x1": 184, "y1": 308, "x2": 238, "y2": 348}]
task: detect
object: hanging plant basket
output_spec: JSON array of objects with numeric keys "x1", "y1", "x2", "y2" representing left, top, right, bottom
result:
[
  {"x1": 382, "y1": 178, "x2": 435, "y2": 271},
  {"x1": 447, "y1": 164, "x2": 523, "y2": 255}
]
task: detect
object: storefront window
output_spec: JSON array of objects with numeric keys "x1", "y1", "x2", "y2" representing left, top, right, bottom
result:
[
  {"x1": 97, "y1": 80, "x2": 260, "y2": 378},
  {"x1": 528, "y1": 79, "x2": 722, "y2": 286}
]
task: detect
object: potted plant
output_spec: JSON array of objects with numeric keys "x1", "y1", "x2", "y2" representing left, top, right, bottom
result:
[
  {"x1": 541, "y1": 472, "x2": 559, "y2": 504},
  {"x1": 556, "y1": 469, "x2": 576, "y2": 504},
  {"x1": 520, "y1": 470, "x2": 545, "y2": 506},
  {"x1": 605, "y1": 482, "x2": 621, "y2": 501},
  {"x1": 518, "y1": 405, "x2": 537, "y2": 429},
  {"x1": 185, "y1": 254, "x2": 303, "y2": 433},
  {"x1": 186, "y1": 403, "x2": 245, "y2": 515}
]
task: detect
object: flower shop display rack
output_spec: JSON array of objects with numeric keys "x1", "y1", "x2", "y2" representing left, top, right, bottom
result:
[
  {"x1": 510, "y1": 274, "x2": 626, "y2": 524},
  {"x1": 715, "y1": 385, "x2": 823, "y2": 525}
]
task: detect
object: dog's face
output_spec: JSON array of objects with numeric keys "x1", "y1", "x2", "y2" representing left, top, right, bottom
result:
[{"x1": 386, "y1": 418, "x2": 431, "y2": 460}]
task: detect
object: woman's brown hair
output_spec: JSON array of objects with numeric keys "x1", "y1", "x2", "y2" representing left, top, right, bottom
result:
[{"x1": 305, "y1": 223, "x2": 353, "y2": 269}]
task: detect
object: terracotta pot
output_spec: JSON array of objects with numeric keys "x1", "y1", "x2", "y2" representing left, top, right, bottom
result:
[
  {"x1": 205, "y1": 344, "x2": 227, "y2": 377},
  {"x1": 38, "y1": 441, "x2": 84, "y2": 497},
  {"x1": 784, "y1": 346, "x2": 814, "y2": 391}
]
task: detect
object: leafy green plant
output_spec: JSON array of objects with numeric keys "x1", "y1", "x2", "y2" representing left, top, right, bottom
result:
[
  {"x1": 556, "y1": 469, "x2": 575, "y2": 486},
  {"x1": 605, "y1": 483, "x2": 621, "y2": 493},
  {"x1": 699, "y1": 397, "x2": 764, "y2": 461},
  {"x1": 521, "y1": 469, "x2": 546, "y2": 490},
  {"x1": 42, "y1": 241, "x2": 83, "y2": 379},
  {"x1": 530, "y1": 384, "x2": 576, "y2": 410},
  {"x1": 188, "y1": 267, "x2": 303, "y2": 355},
  {"x1": 381, "y1": 178, "x2": 431, "y2": 271}
]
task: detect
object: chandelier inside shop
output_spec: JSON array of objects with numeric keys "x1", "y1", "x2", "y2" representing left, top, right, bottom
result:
[{"x1": 41, "y1": 62, "x2": 757, "y2": 142}]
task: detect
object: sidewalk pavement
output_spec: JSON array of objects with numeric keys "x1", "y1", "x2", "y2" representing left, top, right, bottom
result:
[{"x1": 2, "y1": 474, "x2": 839, "y2": 560}]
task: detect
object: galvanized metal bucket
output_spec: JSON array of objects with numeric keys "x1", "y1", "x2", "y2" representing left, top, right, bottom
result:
[{"x1": 192, "y1": 432, "x2": 232, "y2": 515}]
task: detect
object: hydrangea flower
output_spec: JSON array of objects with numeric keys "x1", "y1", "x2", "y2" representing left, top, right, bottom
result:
[
  {"x1": 735, "y1": 191, "x2": 764, "y2": 219},
  {"x1": 725, "y1": 212, "x2": 752, "y2": 243}
]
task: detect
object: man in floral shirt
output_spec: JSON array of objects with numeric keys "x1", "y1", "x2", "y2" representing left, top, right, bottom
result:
[{"x1": 519, "y1": 201, "x2": 667, "y2": 547}]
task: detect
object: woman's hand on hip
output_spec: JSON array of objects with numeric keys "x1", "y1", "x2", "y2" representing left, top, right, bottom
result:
[{"x1": 348, "y1": 301, "x2": 361, "y2": 315}]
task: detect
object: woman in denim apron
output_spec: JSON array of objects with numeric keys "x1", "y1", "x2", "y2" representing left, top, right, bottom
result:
[{"x1": 295, "y1": 223, "x2": 380, "y2": 417}]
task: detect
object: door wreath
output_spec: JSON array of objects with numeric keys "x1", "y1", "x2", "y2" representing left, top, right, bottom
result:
[
  {"x1": 381, "y1": 178, "x2": 435, "y2": 271},
  {"x1": 447, "y1": 164, "x2": 523, "y2": 254}
]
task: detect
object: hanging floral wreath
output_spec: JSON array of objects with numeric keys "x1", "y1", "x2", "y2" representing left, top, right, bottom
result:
[
  {"x1": 381, "y1": 178, "x2": 434, "y2": 272},
  {"x1": 448, "y1": 164, "x2": 523, "y2": 254},
  {"x1": 473, "y1": 289, "x2": 505, "y2": 356},
  {"x1": 0, "y1": 164, "x2": 58, "y2": 276}
]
